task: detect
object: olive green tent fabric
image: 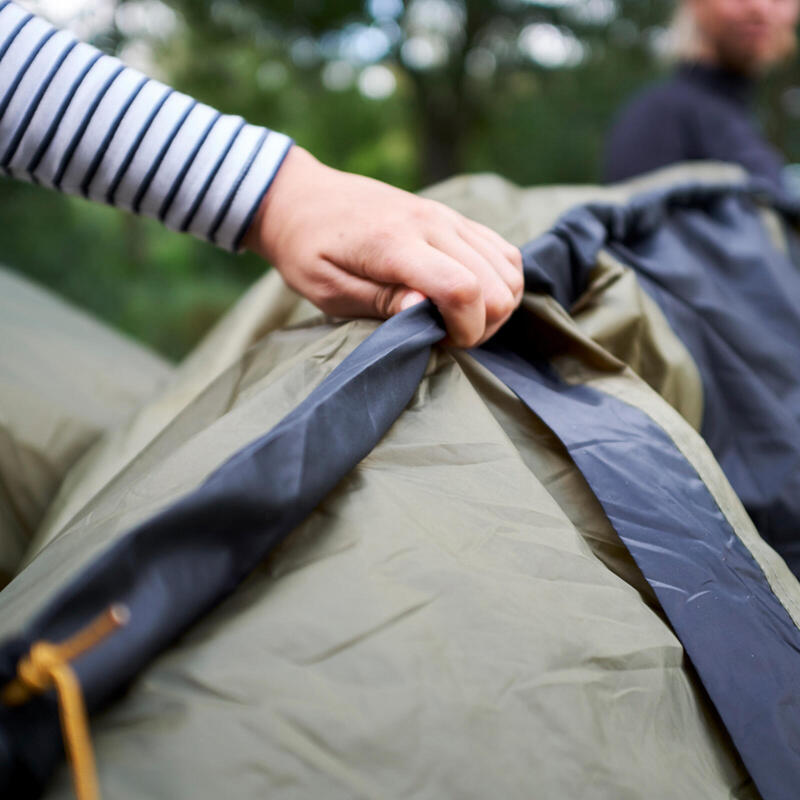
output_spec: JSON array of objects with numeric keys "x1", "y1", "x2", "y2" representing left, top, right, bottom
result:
[
  {"x1": 569, "y1": 249, "x2": 705, "y2": 431},
  {"x1": 3, "y1": 162, "x2": 794, "y2": 798},
  {"x1": 25, "y1": 272, "x2": 321, "y2": 568},
  {"x1": 0, "y1": 267, "x2": 172, "y2": 585},
  {"x1": 420, "y1": 161, "x2": 748, "y2": 249},
  {"x1": 0, "y1": 295, "x2": 759, "y2": 800}
]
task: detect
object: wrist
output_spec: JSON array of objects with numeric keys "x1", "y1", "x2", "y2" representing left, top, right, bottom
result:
[{"x1": 242, "y1": 144, "x2": 318, "y2": 262}]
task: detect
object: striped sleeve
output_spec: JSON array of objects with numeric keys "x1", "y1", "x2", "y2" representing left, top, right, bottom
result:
[{"x1": 0, "y1": 1, "x2": 293, "y2": 251}]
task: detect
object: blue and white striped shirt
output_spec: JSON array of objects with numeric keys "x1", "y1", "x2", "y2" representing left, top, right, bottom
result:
[{"x1": 0, "y1": 1, "x2": 293, "y2": 251}]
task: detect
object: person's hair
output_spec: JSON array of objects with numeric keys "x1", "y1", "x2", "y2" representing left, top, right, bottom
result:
[
  {"x1": 665, "y1": 5, "x2": 702, "y2": 63},
  {"x1": 665, "y1": 2, "x2": 797, "y2": 66}
]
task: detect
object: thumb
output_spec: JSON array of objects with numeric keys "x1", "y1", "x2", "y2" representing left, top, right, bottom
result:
[
  {"x1": 396, "y1": 289, "x2": 427, "y2": 313},
  {"x1": 375, "y1": 286, "x2": 427, "y2": 318}
]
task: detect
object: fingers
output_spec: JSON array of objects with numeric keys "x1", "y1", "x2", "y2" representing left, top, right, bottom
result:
[
  {"x1": 318, "y1": 224, "x2": 518, "y2": 347},
  {"x1": 351, "y1": 240, "x2": 488, "y2": 347},
  {"x1": 454, "y1": 225, "x2": 524, "y2": 341},
  {"x1": 419, "y1": 205, "x2": 522, "y2": 342},
  {"x1": 426, "y1": 228, "x2": 516, "y2": 340},
  {"x1": 467, "y1": 219, "x2": 524, "y2": 271},
  {"x1": 459, "y1": 221, "x2": 524, "y2": 302},
  {"x1": 433, "y1": 202, "x2": 522, "y2": 274},
  {"x1": 283, "y1": 258, "x2": 427, "y2": 321},
  {"x1": 398, "y1": 244, "x2": 489, "y2": 346}
]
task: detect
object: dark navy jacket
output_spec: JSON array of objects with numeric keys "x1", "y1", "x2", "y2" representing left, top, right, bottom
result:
[{"x1": 603, "y1": 62, "x2": 785, "y2": 189}]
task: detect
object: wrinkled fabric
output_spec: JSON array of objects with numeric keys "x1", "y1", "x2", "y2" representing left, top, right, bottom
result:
[
  {"x1": 2, "y1": 165, "x2": 799, "y2": 800},
  {"x1": 0, "y1": 288, "x2": 762, "y2": 800},
  {"x1": 515, "y1": 181, "x2": 800, "y2": 575},
  {"x1": 475, "y1": 337, "x2": 800, "y2": 800}
]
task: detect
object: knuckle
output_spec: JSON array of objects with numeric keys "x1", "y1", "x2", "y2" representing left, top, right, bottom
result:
[
  {"x1": 410, "y1": 197, "x2": 442, "y2": 224},
  {"x1": 442, "y1": 273, "x2": 481, "y2": 307},
  {"x1": 311, "y1": 277, "x2": 341, "y2": 310},
  {"x1": 371, "y1": 227, "x2": 396, "y2": 250},
  {"x1": 510, "y1": 268, "x2": 525, "y2": 298},
  {"x1": 364, "y1": 231, "x2": 402, "y2": 278},
  {"x1": 409, "y1": 203, "x2": 430, "y2": 226},
  {"x1": 509, "y1": 246, "x2": 523, "y2": 269},
  {"x1": 484, "y1": 283, "x2": 517, "y2": 323}
]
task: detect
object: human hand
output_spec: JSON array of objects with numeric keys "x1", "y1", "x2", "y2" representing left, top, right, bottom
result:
[{"x1": 242, "y1": 146, "x2": 523, "y2": 347}]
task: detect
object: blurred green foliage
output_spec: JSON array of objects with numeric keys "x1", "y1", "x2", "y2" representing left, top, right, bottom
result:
[{"x1": 1, "y1": 0, "x2": 799, "y2": 360}]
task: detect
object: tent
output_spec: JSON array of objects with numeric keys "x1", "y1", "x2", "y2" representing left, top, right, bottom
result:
[{"x1": 1, "y1": 164, "x2": 798, "y2": 799}]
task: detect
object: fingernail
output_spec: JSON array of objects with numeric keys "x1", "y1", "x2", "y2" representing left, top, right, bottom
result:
[{"x1": 400, "y1": 290, "x2": 426, "y2": 311}]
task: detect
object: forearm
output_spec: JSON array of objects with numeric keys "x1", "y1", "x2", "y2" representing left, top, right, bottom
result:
[{"x1": 0, "y1": 0, "x2": 292, "y2": 250}]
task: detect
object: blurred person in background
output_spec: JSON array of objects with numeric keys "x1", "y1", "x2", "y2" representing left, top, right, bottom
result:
[{"x1": 603, "y1": 0, "x2": 800, "y2": 190}]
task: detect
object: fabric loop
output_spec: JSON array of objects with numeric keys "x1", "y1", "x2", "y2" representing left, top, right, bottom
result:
[{"x1": 0, "y1": 605, "x2": 129, "y2": 800}]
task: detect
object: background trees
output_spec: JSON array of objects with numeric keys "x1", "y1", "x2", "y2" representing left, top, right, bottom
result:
[{"x1": 2, "y1": 0, "x2": 799, "y2": 357}]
